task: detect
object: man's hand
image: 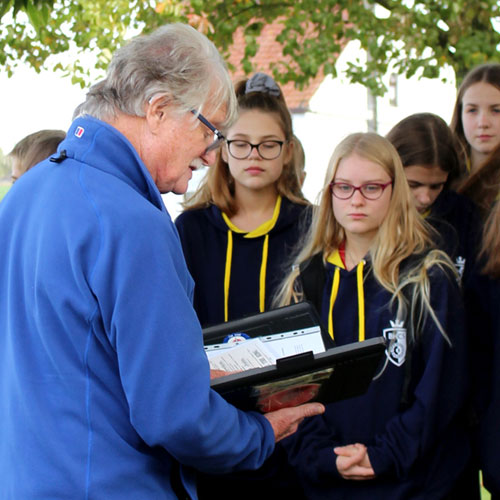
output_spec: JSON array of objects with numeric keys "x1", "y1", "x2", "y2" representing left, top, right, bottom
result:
[
  {"x1": 263, "y1": 403, "x2": 325, "y2": 442},
  {"x1": 334, "y1": 443, "x2": 375, "y2": 480},
  {"x1": 210, "y1": 369, "x2": 231, "y2": 380}
]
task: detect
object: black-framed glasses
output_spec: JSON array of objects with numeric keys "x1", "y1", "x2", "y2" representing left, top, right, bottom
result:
[
  {"x1": 191, "y1": 110, "x2": 226, "y2": 152},
  {"x1": 226, "y1": 140, "x2": 285, "y2": 160},
  {"x1": 330, "y1": 181, "x2": 393, "y2": 200}
]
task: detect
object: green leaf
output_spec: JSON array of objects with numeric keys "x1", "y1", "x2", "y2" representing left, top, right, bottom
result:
[
  {"x1": 0, "y1": 1, "x2": 14, "y2": 20},
  {"x1": 2, "y1": 0, "x2": 500, "y2": 94}
]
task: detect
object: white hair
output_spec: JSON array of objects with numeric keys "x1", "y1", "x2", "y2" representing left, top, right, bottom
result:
[{"x1": 73, "y1": 23, "x2": 237, "y2": 128}]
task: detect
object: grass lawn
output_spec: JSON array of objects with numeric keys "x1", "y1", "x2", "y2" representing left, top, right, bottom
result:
[
  {"x1": 480, "y1": 470, "x2": 492, "y2": 499},
  {"x1": 482, "y1": 484, "x2": 492, "y2": 499}
]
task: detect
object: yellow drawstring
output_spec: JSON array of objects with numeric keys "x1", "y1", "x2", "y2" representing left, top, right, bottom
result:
[
  {"x1": 223, "y1": 230, "x2": 233, "y2": 322},
  {"x1": 326, "y1": 249, "x2": 365, "y2": 342},
  {"x1": 328, "y1": 267, "x2": 340, "y2": 340},
  {"x1": 357, "y1": 260, "x2": 365, "y2": 341},
  {"x1": 259, "y1": 234, "x2": 269, "y2": 313},
  {"x1": 221, "y1": 195, "x2": 282, "y2": 321}
]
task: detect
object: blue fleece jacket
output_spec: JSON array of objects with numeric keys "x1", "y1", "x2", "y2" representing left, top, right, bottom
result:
[
  {"x1": 175, "y1": 198, "x2": 311, "y2": 327},
  {"x1": 0, "y1": 117, "x2": 274, "y2": 499},
  {"x1": 284, "y1": 255, "x2": 470, "y2": 499}
]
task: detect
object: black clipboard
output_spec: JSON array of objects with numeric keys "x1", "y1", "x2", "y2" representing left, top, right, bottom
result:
[
  {"x1": 210, "y1": 338, "x2": 386, "y2": 412},
  {"x1": 205, "y1": 303, "x2": 386, "y2": 412},
  {"x1": 203, "y1": 301, "x2": 331, "y2": 347}
]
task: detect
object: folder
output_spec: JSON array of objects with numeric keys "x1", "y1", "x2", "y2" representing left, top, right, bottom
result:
[{"x1": 205, "y1": 303, "x2": 386, "y2": 412}]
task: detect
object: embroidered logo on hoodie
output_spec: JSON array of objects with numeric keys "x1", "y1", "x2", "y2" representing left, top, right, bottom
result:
[
  {"x1": 454, "y1": 256, "x2": 465, "y2": 280},
  {"x1": 383, "y1": 319, "x2": 407, "y2": 367}
]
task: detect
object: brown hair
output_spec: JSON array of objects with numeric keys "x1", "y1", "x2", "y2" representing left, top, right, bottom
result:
[
  {"x1": 182, "y1": 75, "x2": 308, "y2": 215},
  {"x1": 450, "y1": 63, "x2": 500, "y2": 277},
  {"x1": 386, "y1": 113, "x2": 460, "y2": 186},
  {"x1": 450, "y1": 63, "x2": 500, "y2": 169},
  {"x1": 10, "y1": 129, "x2": 66, "y2": 176}
]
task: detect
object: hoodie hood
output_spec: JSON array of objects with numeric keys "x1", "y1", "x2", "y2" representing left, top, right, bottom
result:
[{"x1": 175, "y1": 196, "x2": 311, "y2": 327}]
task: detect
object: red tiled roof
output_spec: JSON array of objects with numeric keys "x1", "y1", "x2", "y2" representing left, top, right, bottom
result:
[{"x1": 226, "y1": 22, "x2": 325, "y2": 112}]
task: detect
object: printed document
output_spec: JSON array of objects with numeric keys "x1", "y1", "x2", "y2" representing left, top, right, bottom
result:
[{"x1": 206, "y1": 326, "x2": 325, "y2": 371}]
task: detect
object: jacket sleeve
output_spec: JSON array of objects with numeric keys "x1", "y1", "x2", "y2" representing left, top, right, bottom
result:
[
  {"x1": 283, "y1": 412, "x2": 343, "y2": 483},
  {"x1": 367, "y1": 269, "x2": 469, "y2": 478},
  {"x1": 89, "y1": 203, "x2": 275, "y2": 474}
]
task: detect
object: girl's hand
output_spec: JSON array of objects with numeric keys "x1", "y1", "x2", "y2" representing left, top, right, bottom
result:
[{"x1": 334, "y1": 443, "x2": 376, "y2": 480}]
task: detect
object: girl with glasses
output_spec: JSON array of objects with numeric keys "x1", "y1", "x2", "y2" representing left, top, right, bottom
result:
[
  {"x1": 273, "y1": 132, "x2": 470, "y2": 499},
  {"x1": 175, "y1": 73, "x2": 310, "y2": 329},
  {"x1": 450, "y1": 63, "x2": 500, "y2": 499}
]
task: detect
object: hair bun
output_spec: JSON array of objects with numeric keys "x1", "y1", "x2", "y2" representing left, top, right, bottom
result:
[{"x1": 245, "y1": 72, "x2": 281, "y2": 97}]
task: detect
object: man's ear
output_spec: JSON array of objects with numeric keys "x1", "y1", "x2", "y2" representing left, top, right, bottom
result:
[{"x1": 146, "y1": 95, "x2": 169, "y2": 131}]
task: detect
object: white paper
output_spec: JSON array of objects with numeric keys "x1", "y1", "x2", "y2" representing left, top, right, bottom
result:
[
  {"x1": 260, "y1": 326, "x2": 325, "y2": 358},
  {"x1": 205, "y1": 326, "x2": 325, "y2": 359},
  {"x1": 208, "y1": 338, "x2": 277, "y2": 371},
  {"x1": 206, "y1": 326, "x2": 326, "y2": 374}
]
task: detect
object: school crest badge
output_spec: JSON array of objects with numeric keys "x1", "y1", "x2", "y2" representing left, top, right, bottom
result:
[
  {"x1": 455, "y1": 256, "x2": 466, "y2": 279},
  {"x1": 383, "y1": 319, "x2": 407, "y2": 367}
]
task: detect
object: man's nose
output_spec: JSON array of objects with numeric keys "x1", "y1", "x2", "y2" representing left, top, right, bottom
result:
[{"x1": 200, "y1": 148, "x2": 218, "y2": 167}]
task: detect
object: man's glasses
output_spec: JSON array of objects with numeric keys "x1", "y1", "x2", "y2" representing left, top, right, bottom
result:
[
  {"x1": 226, "y1": 140, "x2": 285, "y2": 160},
  {"x1": 191, "y1": 110, "x2": 226, "y2": 153},
  {"x1": 330, "y1": 181, "x2": 393, "y2": 200}
]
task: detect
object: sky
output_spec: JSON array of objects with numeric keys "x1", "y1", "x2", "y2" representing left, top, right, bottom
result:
[
  {"x1": 0, "y1": 64, "x2": 86, "y2": 155},
  {"x1": 0, "y1": 61, "x2": 195, "y2": 215}
]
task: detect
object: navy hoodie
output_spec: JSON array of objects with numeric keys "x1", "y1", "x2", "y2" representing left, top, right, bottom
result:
[
  {"x1": 465, "y1": 263, "x2": 500, "y2": 495},
  {"x1": 175, "y1": 197, "x2": 311, "y2": 327},
  {"x1": 425, "y1": 189, "x2": 482, "y2": 285},
  {"x1": 283, "y1": 251, "x2": 470, "y2": 499},
  {"x1": 430, "y1": 190, "x2": 500, "y2": 494},
  {"x1": 477, "y1": 276, "x2": 500, "y2": 495}
]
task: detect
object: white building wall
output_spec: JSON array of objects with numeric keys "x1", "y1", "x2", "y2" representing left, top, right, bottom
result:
[{"x1": 294, "y1": 40, "x2": 458, "y2": 205}]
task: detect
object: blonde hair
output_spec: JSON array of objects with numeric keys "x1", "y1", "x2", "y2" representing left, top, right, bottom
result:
[
  {"x1": 275, "y1": 133, "x2": 456, "y2": 342},
  {"x1": 182, "y1": 75, "x2": 308, "y2": 216}
]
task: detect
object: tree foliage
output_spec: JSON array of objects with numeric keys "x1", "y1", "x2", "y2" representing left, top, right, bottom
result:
[{"x1": 1, "y1": 0, "x2": 499, "y2": 94}]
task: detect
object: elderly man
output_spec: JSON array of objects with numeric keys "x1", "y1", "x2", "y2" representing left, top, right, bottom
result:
[{"x1": 0, "y1": 24, "x2": 323, "y2": 499}]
